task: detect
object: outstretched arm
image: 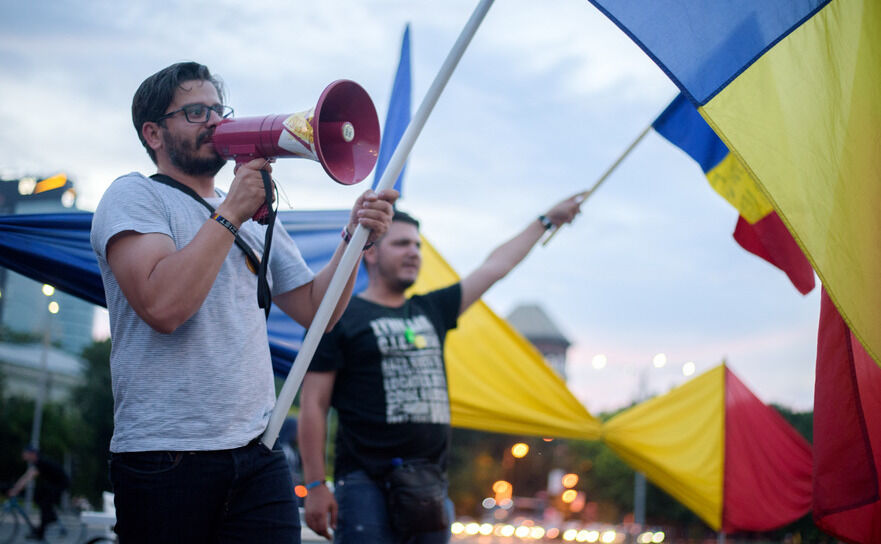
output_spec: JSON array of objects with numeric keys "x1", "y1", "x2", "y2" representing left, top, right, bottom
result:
[{"x1": 459, "y1": 194, "x2": 583, "y2": 314}]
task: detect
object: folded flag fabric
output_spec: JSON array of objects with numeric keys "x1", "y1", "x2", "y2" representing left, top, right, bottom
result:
[
  {"x1": 813, "y1": 288, "x2": 881, "y2": 543},
  {"x1": 603, "y1": 364, "x2": 812, "y2": 532},
  {"x1": 652, "y1": 94, "x2": 814, "y2": 295}
]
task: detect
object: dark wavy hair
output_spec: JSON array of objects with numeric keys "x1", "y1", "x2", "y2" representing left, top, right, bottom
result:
[
  {"x1": 392, "y1": 209, "x2": 419, "y2": 229},
  {"x1": 131, "y1": 61, "x2": 225, "y2": 163}
]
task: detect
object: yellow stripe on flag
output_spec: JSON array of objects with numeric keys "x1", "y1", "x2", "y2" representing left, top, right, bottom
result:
[
  {"x1": 704, "y1": 153, "x2": 774, "y2": 224},
  {"x1": 701, "y1": 0, "x2": 881, "y2": 366},
  {"x1": 34, "y1": 173, "x2": 67, "y2": 194},
  {"x1": 408, "y1": 236, "x2": 601, "y2": 440},
  {"x1": 603, "y1": 365, "x2": 725, "y2": 529}
]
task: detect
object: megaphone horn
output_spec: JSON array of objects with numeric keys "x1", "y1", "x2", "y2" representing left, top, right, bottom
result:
[{"x1": 212, "y1": 79, "x2": 380, "y2": 185}]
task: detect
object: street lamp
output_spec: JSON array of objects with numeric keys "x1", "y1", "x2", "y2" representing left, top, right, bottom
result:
[
  {"x1": 26, "y1": 285, "x2": 59, "y2": 505},
  {"x1": 682, "y1": 361, "x2": 696, "y2": 376}
]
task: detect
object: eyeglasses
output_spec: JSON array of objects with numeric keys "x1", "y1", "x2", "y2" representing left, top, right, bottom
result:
[{"x1": 156, "y1": 103, "x2": 234, "y2": 124}]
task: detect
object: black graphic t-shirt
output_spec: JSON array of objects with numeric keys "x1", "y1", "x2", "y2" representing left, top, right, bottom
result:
[{"x1": 310, "y1": 283, "x2": 461, "y2": 477}]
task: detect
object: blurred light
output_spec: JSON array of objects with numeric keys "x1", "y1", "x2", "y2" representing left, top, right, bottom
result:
[
  {"x1": 530, "y1": 526, "x2": 546, "y2": 539},
  {"x1": 652, "y1": 353, "x2": 667, "y2": 368},
  {"x1": 592, "y1": 353, "x2": 607, "y2": 369},
  {"x1": 479, "y1": 523, "x2": 493, "y2": 536},
  {"x1": 42, "y1": 284, "x2": 55, "y2": 296},
  {"x1": 492, "y1": 480, "x2": 511, "y2": 494},
  {"x1": 499, "y1": 498, "x2": 513, "y2": 510},
  {"x1": 562, "y1": 473, "x2": 579, "y2": 488},
  {"x1": 547, "y1": 527, "x2": 560, "y2": 539},
  {"x1": 638, "y1": 532, "x2": 653, "y2": 543},
  {"x1": 563, "y1": 529, "x2": 578, "y2": 541},
  {"x1": 586, "y1": 530, "x2": 600, "y2": 543},
  {"x1": 48, "y1": 301, "x2": 60, "y2": 314},
  {"x1": 0, "y1": 287, "x2": 3, "y2": 298},
  {"x1": 601, "y1": 530, "x2": 616, "y2": 543},
  {"x1": 18, "y1": 177, "x2": 36, "y2": 195},
  {"x1": 577, "y1": 529, "x2": 590, "y2": 542},
  {"x1": 543, "y1": 437, "x2": 554, "y2": 442},
  {"x1": 451, "y1": 522, "x2": 465, "y2": 535},
  {"x1": 515, "y1": 526, "x2": 530, "y2": 538},
  {"x1": 500, "y1": 524, "x2": 516, "y2": 537},
  {"x1": 61, "y1": 188, "x2": 76, "y2": 208},
  {"x1": 570, "y1": 491, "x2": 586, "y2": 513},
  {"x1": 493, "y1": 509, "x2": 508, "y2": 520},
  {"x1": 561, "y1": 489, "x2": 578, "y2": 503},
  {"x1": 294, "y1": 485, "x2": 307, "y2": 498},
  {"x1": 465, "y1": 522, "x2": 480, "y2": 535},
  {"x1": 511, "y1": 443, "x2": 529, "y2": 458},
  {"x1": 482, "y1": 497, "x2": 496, "y2": 509},
  {"x1": 652, "y1": 531, "x2": 666, "y2": 543},
  {"x1": 682, "y1": 361, "x2": 696, "y2": 376}
]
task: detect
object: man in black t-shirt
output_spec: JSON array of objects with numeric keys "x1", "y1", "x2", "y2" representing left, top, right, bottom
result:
[
  {"x1": 300, "y1": 197, "x2": 582, "y2": 543},
  {"x1": 8, "y1": 446, "x2": 70, "y2": 540}
]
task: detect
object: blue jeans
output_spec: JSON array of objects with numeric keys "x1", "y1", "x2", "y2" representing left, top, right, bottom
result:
[
  {"x1": 109, "y1": 439, "x2": 300, "y2": 544},
  {"x1": 334, "y1": 469, "x2": 454, "y2": 544}
]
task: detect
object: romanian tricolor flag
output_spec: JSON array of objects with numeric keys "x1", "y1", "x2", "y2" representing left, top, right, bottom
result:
[
  {"x1": 588, "y1": 1, "x2": 881, "y2": 539},
  {"x1": 602, "y1": 365, "x2": 812, "y2": 533},
  {"x1": 587, "y1": 0, "x2": 881, "y2": 367},
  {"x1": 652, "y1": 94, "x2": 814, "y2": 295}
]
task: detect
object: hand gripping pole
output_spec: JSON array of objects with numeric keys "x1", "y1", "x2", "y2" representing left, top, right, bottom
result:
[{"x1": 262, "y1": 0, "x2": 496, "y2": 449}]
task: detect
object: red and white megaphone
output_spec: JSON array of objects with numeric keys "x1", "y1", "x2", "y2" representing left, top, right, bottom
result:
[{"x1": 212, "y1": 79, "x2": 380, "y2": 222}]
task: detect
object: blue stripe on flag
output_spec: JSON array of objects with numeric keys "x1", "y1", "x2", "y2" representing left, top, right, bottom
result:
[{"x1": 372, "y1": 24, "x2": 412, "y2": 195}]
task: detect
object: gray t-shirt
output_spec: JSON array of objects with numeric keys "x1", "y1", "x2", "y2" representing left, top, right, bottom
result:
[{"x1": 91, "y1": 172, "x2": 314, "y2": 452}]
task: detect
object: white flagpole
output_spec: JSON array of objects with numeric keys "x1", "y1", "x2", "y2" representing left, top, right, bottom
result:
[{"x1": 263, "y1": 0, "x2": 496, "y2": 448}]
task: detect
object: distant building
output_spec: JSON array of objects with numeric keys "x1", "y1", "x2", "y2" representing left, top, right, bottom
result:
[
  {"x1": 0, "y1": 173, "x2": 96, "y2": 355},
  {"x1": 0, "y1": 342, "x2": 84, "y2": 402},
  {"x1": 506, "y1": 304, "x2": 571, "y2": 380}
]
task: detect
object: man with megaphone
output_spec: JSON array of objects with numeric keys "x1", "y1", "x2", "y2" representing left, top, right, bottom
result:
[{"x1": 90, "y1": 61, "x2": 397, "y2": 543}]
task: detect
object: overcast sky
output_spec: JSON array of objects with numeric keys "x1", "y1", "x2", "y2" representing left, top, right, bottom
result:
[{"x1": 0, "y1": 1, "x2": 820, "y2": 413}]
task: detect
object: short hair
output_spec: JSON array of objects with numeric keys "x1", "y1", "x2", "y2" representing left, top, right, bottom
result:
[
  {"x1": 131, "y1": 61, "x2": 225, "y2": 163},
  {"x1": 392, "y1": 209, "x2": 419, "y2": 229}
]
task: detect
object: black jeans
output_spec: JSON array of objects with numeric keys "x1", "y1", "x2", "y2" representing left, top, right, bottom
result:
[{"x1": 110, "y1": 439, "x2": 300, "y2": 544}]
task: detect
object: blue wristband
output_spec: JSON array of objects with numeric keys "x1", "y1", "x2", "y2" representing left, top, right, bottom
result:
[{"x1": 305, "y1": 480, "x2": 325, "y2": 490}]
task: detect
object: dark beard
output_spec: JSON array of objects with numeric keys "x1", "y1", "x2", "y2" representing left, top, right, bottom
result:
[{"x1": 164, "y1": 129, "x2": 226, "y2": 177}]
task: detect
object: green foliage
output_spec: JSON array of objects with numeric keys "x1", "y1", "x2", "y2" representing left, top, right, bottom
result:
[
  {"x1": 772, "y1": 404, "x2": 813, "y2": 444},
  {"x1": 0, "y1": 395, "x2": 80, "y2": 493},
  {"x1": 0, "y1": 324, "x2": 41, "y2": 344},
  {"x1": 0, "y1": 338, "x2": 114, "y2": 507},
  {"x1": 69, "y1": 339, "x2": 114, "y2": 505}
]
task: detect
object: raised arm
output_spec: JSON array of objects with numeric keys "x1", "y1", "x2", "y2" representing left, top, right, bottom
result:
[
  {"x1": 299, "y1": 371, "x2": 338, "y2": 540},
  {"x1": 459, "y1": 194, "x2": 583, "y2": 314}
]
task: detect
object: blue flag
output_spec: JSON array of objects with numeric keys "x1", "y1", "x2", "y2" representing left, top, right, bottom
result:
[{"x1": 372, "y1": 24, "x2": 412, "y2": 196}]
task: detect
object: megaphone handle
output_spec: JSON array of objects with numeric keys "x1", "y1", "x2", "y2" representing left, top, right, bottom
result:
[{"x1": 233, "y1": 156, "x2": 275, "y2": 225}]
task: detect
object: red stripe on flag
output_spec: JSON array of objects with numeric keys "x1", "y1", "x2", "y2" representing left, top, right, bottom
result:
[
  {"x1": 813, "y1": 288, "x2": 881, "y2": 543},
  {"x1": 722, "y1": 368, "x2": 811, "y2": 532},
  {"x1": 732, "y1": 212, "x2": 814, "y2": 295}
]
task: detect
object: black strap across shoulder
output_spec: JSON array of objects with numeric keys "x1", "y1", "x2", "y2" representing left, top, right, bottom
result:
[{"x1": 149, "y1": 173, "x2": 274, "y2": 317}]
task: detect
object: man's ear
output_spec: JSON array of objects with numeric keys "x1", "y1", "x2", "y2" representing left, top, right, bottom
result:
[
  {"x1": 141, "y1": 122, "x2": 163, "y2": 155},
  {"x1": 363, "y1": 245, "x2": 378, "y2": 266}
]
